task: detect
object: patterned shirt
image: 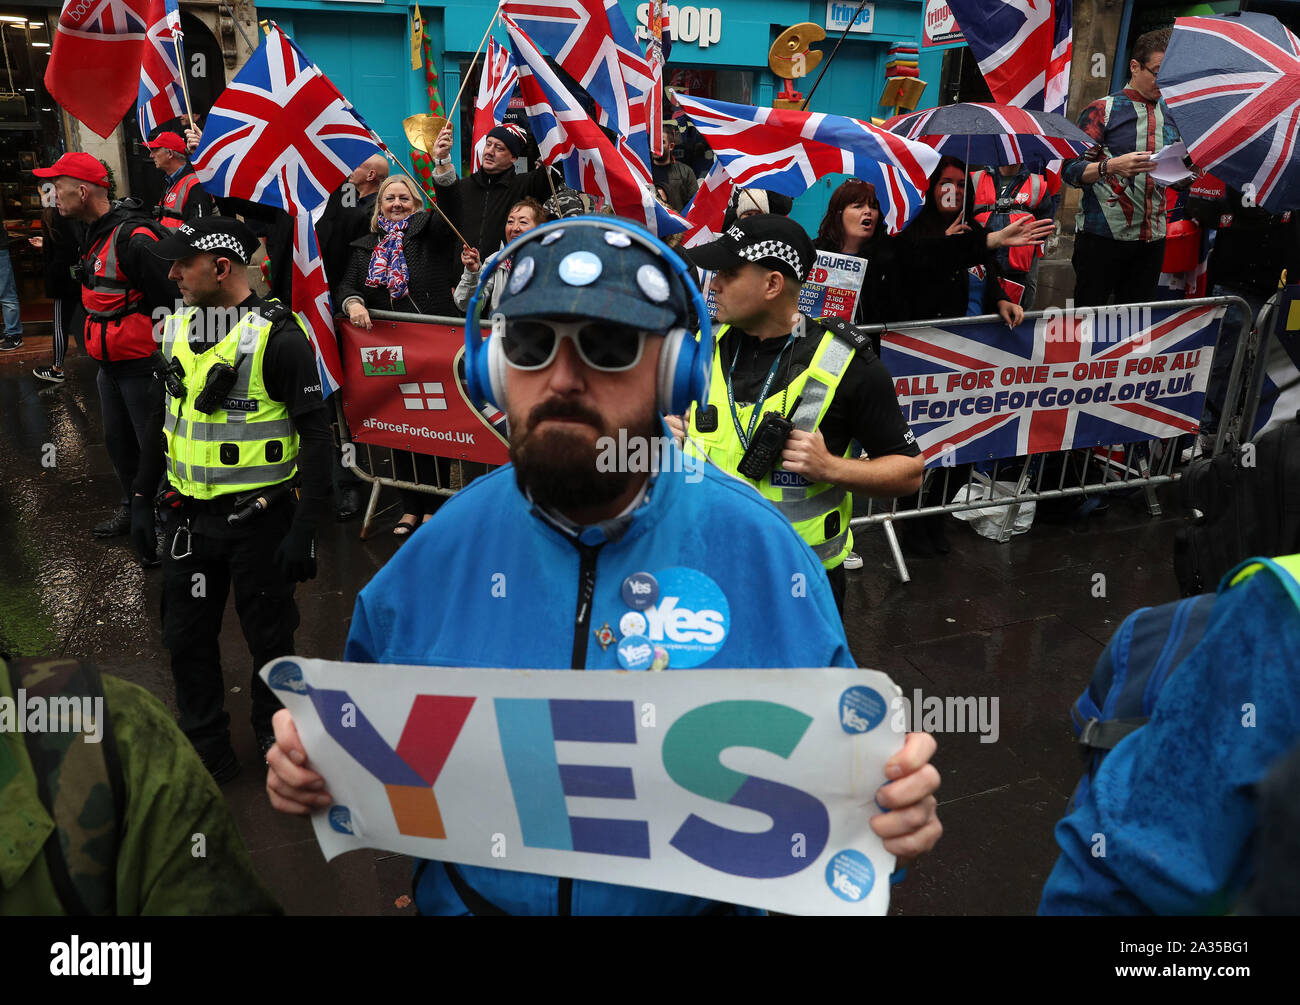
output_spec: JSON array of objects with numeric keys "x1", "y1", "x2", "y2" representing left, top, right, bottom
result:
[{"x1": 1064, "y1": 88, "x2": 1181, "y2": 243}]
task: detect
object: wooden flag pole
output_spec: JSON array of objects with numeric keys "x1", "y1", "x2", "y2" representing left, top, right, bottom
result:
[
  {"x1": 442, "y1": 9, "x2": 500, "y2": 140},
  {"x1": 171, "y1": 32, "x2": 195, "y2": 125}
]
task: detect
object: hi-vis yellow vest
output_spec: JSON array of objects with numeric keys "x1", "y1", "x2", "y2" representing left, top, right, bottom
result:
[
  {"x1": 686, "y1": 324, "x2": 855, "y2": 569},
  {"x1": 160, "y1": 305, "x2": 304, "y2": 500}
]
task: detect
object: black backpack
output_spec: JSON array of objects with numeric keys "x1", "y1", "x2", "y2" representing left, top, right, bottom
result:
[{"x1": 1174, "y1": 412, "x2": 1300, "y2": 596}]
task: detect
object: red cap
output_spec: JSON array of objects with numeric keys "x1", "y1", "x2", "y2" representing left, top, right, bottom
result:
[
  {"x1": 33, "y1": 152, "x2": 111, "y2": 189},
  {"x1": 145, "y1": 131, "x2": 186, "y2": 155}
]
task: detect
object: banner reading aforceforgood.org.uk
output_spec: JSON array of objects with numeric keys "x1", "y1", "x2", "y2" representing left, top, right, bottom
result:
[{"x1": 340, "y1": 318, "x2": 510, "y2": 465}]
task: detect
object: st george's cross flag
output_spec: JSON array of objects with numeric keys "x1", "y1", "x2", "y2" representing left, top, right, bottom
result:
[
  {"x1": 136, "y1": 0, "x2": 186, "y2": 138},
  {"x1": 880, "y1": 303, "x2": 1228, "y2": 467},
  {"x1": 45, "y1": 0, "x2": 151, "y2": 138}
]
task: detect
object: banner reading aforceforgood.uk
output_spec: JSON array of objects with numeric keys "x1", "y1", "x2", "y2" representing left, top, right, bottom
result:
[
  {"x1": 880, "y1": 303, "x2": 1228, "y2": 468},
  {"x1": 340, "y1": 318, "x2": 510, "y2": 466}
]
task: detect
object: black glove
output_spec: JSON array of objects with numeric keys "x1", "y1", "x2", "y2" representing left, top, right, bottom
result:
[
  {"x1": 129, "y1": 495, "x2": 157, "y2": 566},
  {"x1": 274, "y1": 520, "x2": 317, "y2": 582}
]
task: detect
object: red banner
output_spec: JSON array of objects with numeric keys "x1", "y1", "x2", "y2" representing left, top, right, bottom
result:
[{"x1": 339, "y1": 318, "x2": 510, "y2": 465}]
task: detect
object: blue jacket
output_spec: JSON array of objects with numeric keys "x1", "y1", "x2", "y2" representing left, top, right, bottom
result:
[
  {"x1": 345, "y1": 440, "x2": 853, "y2": 915},
  {"x1": 1039, "y1": 559, "x2": 1300, "y2": 914}
]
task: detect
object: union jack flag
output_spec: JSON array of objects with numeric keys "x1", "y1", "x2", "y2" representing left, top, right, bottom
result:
[
  {"x1": 880, "y1": 304, "x2": 1227, "y2": 467},
  {"x1": 471, "y1": 38, "x2": 519, "y2": 174},
  {"x1": 136, "y1": 0, "x2": 185, "y2": 138},
  {"x1": 643, "y1": 0, "x2": 667, "y2": 158},
  {"x1": 290, "y1": 207, "x2": 344, "y2": 399},
  {"x1": 192, "y1": 23, "x2": 382, "y2": 219},
  {"x1": 500, "y1": 0, "x2": 654, "y2": 179},
  {"x1": 681, "y1": 161, "x2": 734, "y2": 248},
  {"x1": 505, "y1": 13, "x2": 685, "y2": 236},
  {"x1": 1160, "y1": 14, "x2": 1300, "y2": 214},
  {"x1": 672, "y1": 92, "x2": 939, "y2": 235},
  {"x1": 46, "y1": 0, "x2": 151, "y2": 138},
  {"x1": 948, "y1": 1, "x2": 1072, "y2": 187}
]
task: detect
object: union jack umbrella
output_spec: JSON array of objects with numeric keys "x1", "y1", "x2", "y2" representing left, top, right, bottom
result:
[
  {"x1": 136, "y1": 0, "x2": 185, "y2": 138},
  {"x1": 500, "y1": 0, "x2": 654, "y2": 179},
  {"x1": 884, "y1": 103, "x2": 1094, "y2": 168},
  {"x1": 880, "y1": 303, "x2": 1226, "y2": 468},
  {"x1": 471, "y1": 38, "x2": 519, "y2": 174},
  {"x1": 1160, "y1": 12, "x2": 1300, "y2": 214},
  {"x1": 192, "y1": 22, "x2": 382, "y2": 219},
  {"x1": 673, "y1": 92, "x2": 940, "y2": 235}
]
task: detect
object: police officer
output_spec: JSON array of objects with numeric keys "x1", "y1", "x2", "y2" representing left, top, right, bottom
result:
[
  {"x1": 264, "y1": 217, "x2": 942, "y2": 914},
  {"x1": 679, "y1": 215, "x2": 924, "y2": 614},
  {"x1": 146, "y1": 131, "x2": 215, "y2": 228},
  {"x1": 130, "y1": 217, "x2": 332, "y2": 782}
]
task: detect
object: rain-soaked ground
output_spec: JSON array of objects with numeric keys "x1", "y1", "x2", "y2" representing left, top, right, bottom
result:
[{"x1": 0, "y1": 339, "x2": 1190, "y2": 916}]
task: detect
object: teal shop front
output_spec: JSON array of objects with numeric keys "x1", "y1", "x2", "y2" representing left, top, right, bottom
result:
[{"x1": 256, "y1": 1, "x2": 945, "y2": 237}]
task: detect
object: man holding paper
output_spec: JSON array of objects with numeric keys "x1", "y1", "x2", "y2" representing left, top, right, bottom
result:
[{"x1": 264, "y1": 217, "x2": 941, "y2": 915}]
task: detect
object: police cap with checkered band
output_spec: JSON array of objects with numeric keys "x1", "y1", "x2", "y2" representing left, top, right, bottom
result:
[
  {"x1": 684, "y1": 213, "x2": 815, "y2": 283},
  {"x1": 149, "y1": 216, "x2": 260, "y2": 265}
]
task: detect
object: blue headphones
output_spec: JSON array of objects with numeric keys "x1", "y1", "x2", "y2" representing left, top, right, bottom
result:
[{"x1": 463, "y1": 215, "x2": 713, "y2": 417}]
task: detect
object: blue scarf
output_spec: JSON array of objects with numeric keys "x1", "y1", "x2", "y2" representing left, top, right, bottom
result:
[{"x1": 365, "y1": 215, "x2": 411, "y2": 301}]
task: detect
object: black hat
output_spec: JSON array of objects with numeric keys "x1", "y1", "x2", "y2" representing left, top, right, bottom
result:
[
  {"x1": 684, "y1": 214, "x2": 815, "y2": 282},
  {"x1": 487, "y1": 123, "x2": 528, "y2": 158},
  {"x1": 494, "y1": 218, "x2": 692, "y2": 332},
  {"x1": 149, "y1": 216, "x2": 259, "y2": 264}
]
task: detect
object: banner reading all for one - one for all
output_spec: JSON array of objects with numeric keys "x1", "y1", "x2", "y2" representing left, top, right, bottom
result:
[
  {"x1": 879, "y1": 303, "x2": 1228, "y2": 468},
  {"x1": 262, "y1": 659, "x2": 905, "y2": 915}
]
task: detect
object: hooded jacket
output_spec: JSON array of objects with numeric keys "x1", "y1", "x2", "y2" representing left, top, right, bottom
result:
[{"x1": 345, "y1": 433, "x2": 854, "y2": 915}]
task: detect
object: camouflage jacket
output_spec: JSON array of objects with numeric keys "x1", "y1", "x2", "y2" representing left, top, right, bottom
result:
[{"x1": 0, "y1": 659, "x2": 281, "y2": 916}]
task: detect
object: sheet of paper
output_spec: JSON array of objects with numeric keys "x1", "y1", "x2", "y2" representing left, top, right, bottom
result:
[{"x1": 1150, "y1": 141, "x2": 1194, "y2": 186}]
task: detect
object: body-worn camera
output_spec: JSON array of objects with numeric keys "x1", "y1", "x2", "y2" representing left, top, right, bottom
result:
[
  {"x1": 194, "y1": 359, "x2": 242, "y2": 414},
  {"x1": 151, "y1": 350, "x2": 186, "y2": 400},
  {"x1": 737, "y1": 394, "x2": 803, "y2": 481}
]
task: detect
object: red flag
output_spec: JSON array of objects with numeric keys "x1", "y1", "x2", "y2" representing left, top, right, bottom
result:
[{"x1": 46, "y1": 0, "x2": 152, "y2": 138}]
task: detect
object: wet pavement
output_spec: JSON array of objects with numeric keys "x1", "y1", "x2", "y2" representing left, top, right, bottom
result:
[{"x1": 0, "y1": 340, "x2": 1189, "y2": 916}]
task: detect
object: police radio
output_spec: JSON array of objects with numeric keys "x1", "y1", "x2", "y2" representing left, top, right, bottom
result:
[
  {"x1": 151, "y1": 351, "x2": 186, "y2": 400},
  {"x1": 194, "y1": 357, "x2": 244, "y2": 414},
  {"x1": 736, "y1": 394, "x2": 802, "y2": 481}
]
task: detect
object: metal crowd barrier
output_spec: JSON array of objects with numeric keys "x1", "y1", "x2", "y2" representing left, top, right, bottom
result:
[
  {"x1": 335, "y1": 309, "x2": 494, "y2": 540},
  {"x1": 849, "y1": 296, "x2": 1254, "y2": 583}
]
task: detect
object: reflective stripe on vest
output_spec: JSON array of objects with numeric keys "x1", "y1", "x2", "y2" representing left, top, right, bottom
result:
[
  {"x1": 162, "y1": 305, "x2": 305, "y2": 500},
  {"x1": 159, "y1": 173, "x2": 201, "y2": 228},
  {"x1": 686, "y1": 323, "x2": 855, "y2": 569},
  {"x1": 80, "y1": 222, "x2": 159, "y2": 363}
]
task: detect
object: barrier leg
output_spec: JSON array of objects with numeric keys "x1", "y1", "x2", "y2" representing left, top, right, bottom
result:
[
  {"x1": 882, "y1": 517, "x2": 910, "y2": 584},
  {"x1": 359, "y1": 478, "x2": 383, "y2": 541},
  {"x1": 1137, "y1": 449, "x2": 1162, "y2": 517},
  {"x1": 995, "y1": 464, "x2": 1034, "y2": 544}
]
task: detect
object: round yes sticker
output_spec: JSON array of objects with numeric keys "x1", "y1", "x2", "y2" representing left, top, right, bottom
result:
[
  {"x1": 640, "y1": 567, "x2": 730, "y2": 668},
  {"x1": 825, "y1": 849, "x2": 875, "y2": 903}
]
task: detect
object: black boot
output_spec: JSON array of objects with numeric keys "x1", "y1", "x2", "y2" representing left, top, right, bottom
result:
[{"x1": 93, "y1": 504, "x2": 131, "y2": 538}]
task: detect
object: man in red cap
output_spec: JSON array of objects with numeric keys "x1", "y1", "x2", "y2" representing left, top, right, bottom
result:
[
  {"x1": 146, "y1": 130, "x2": 215, "y2": 229},
  {"x1": 34, "y1": 152, "x2": 180, "y2": 543}
]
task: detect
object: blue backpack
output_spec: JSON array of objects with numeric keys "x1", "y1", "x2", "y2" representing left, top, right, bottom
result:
[{"x1": 1068, "y1": 592, "x2": 1217, "y2": 811}]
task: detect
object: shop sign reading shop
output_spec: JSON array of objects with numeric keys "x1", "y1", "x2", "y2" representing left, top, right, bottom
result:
[{"x1": 636, "y1": 4, "x2": 722, "y2": 48}]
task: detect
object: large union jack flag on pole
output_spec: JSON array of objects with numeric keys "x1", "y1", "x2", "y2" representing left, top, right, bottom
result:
[
  {"x1": 471, "y1": 38, "x2": 519, "y2": 174},
  {"x1": 1160, "y1": 13, "x2": 1300, "y2": 215},
  {"x1": 947, "y1": 1, "x2": 1072, "y2": 186},
  {"x1": 505, "y1": 13, "x2": 685, "y2": 236},
  {"x1": 500, "y1": 0, "x2": 654, "y2": 178},
  {"x1": 136, "y1": 0, "x2": 185, "y2": 137},
  {"x1": 880, "y1": 304, "x2": 1227, "y2": 467},
  {"x1": 192, "y1": 22, "x2": 382, "y2": 219},
  {"x1": 672, "y1": 92, "x2": 940, "y2": 235},
  {"x1": 46, "y1": 0, "x2": 151, "y2": 138}
]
